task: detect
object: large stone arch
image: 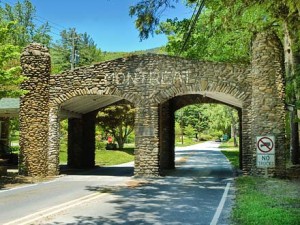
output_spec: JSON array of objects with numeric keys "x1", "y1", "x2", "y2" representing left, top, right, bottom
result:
[{"x1": 19, "y1": 31, "x2": 286, "y2": 177}]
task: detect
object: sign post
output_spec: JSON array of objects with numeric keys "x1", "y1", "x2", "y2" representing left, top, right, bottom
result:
[{"x1": 256, "y1": 136, "x2": 275, "y2": 176}]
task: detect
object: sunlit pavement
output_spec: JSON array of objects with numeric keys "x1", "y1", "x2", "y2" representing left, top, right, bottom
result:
[{"x1": 1, "y1": 141, "x2": 234, "y2": 225}]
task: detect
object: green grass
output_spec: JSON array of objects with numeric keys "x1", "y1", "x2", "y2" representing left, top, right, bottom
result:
[
  {"x1": 175, "y1": 136, "x2": 198, "y2": 147},
  {"x1": 233, "y1": 176, "x2": 300, "y2": 225},
  {"x1": 221, "y1": 150, "x2": 239, "y2": 168},
  {"x1": 59, "y1": 142, "x2": 134, "y2": 166},
  {"x1": 95, "y1": 148, "x2": 134, "y2": 166},
  {"x1": 219, "y1": 139, "x2": 239, "y2": 169},
  {"x1": 219, "y1": 139, "x2": 300, "y2": 225}
]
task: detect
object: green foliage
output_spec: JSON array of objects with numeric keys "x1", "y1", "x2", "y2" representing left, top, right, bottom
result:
[
  {"x1": 95, "y1": 148, "x2": 134, "y2": 166},
  {"x1": 233, "y1": 176, "x2": 300, "y2": 225},
  {"x1": 184, "y1": 124, "x2": 195, "y2": 138},
  {"x1": 0, "y1": 22, "x2": 23, "y2": 98},
  {"x1": 129, "y1": 0, "x2": 179, "y2": 40},
  {"x1": 220, "y1": 139, "x2": 239, "y2": 168},
  {"x1": 162, "y1": 7, "x2": 255, "y2": 62},
  {"x1": 175, "y1": 135, "x2": 197, "y2": 146},
  {"x1": 59, "y1": 138, "x2": 134, "y2": 166},
  {"x1": 0, "y1": 0, "x2": 51, "y2": 97},
  {"x1": 221, "y1": 150, "x2": 239, "y2": 168},
  {"x1": 0, "y1": 0, "x2": 51, "y2": 47},
  {"x1": 96, "y1": 101, "x2": 135, "y2": 149},
  {"x1": 102, "y1": 51, "x2": 130, "y2": 61},
  {"x1": 51, "y1": 28, "x2": 103, "y2": 73},
  {"x1": 175, "y1": 105, "x2": 209, "y2": 134},
  {"x1": 175, "y1": 104, "x2": 238, "y2": 140},
  {"x1": 197, "y1": 133, "x2": 214, "y2": 141}
]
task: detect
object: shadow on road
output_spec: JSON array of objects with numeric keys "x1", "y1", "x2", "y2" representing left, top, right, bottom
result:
[
  {"x1": 49, "y1": 145, "x2": 234, "y2": 224},
  {"x1": 59, "y1": 165, "x2": 134, "y2": 177}
]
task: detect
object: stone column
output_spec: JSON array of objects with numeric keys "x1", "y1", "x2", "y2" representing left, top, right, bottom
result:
[
  {"x1": 241, "y1": 98, "x2": 252, "y2": 174},
  {"x1": 159, "y1": 101, "x2": 175, "y2": 171},
  {"x1": 0, "y1": 117, "x2": 10, "y2": 146},
  {"x1": 68, "y1": 111, "x2": 96, "y2": 168},
  {"x1": 134, "y1": 104, "x2": 160, "y2": 176},
  {"x1": 251, "y1": 32, "x2": 286, "y2": 177},
  {"x1": 48, "y1": 106, "x2": 60, "y2": 176},
  {"x1": 19, "y1": 43, "x2": 51, "y2": 176}
]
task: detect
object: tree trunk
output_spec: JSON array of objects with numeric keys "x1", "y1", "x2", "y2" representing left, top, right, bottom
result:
[
  {"x1": 231, "y1": 123, "x2": 238, "y2": 147},
  {"x1": 118, "y1": 139, "x2": 124, "y2": 150},
  {"x1": 284, "y1": 20, "x2": 300, "y2": 164}
]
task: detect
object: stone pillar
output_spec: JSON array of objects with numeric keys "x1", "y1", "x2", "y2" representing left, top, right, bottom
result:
[
  {"x1": 48, "y1": 106, "x2": 60, "y2": 176},
  {"x1": 241, "y1": 98, "x2": 252, "y2": 174},
  {"x1": 19, "y1": 43, "x2": 51, "y2": 176},
  {"x1": 134, "y1": 104, "x2": 160, "y2": 176},
  {"x1": 0, "y1": 117, "x2": 10, "y2": 146},
  {"x1": 251, "y1": 32, "x2": 286, "y2": 177},
  {"x1": 159, "y1": 101, "x2": 175, "y2": 171},
  {"x1": 68, "y1": 111, "x2": 96, "y2": 168}
]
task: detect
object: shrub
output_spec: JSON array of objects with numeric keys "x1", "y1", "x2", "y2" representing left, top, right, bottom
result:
[{"x1": 198, "y1": 133, "x2": 213, "y2": 141}]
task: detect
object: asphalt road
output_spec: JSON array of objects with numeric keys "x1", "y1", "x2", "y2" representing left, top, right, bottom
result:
[{"x1": 0, "y1": 141, "x2": 235, "y2": 225}]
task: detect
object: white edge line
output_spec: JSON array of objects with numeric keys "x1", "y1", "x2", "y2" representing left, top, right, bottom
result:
[
  {"x1": 0, "y1": 183, "x2": 38, "y2": 193},
  {"x1": 3, "y1": 192, "x2": 106, "y2": 225},
  {"x1": 210, "y1": 182, "x2": 231, "y2": 225}
]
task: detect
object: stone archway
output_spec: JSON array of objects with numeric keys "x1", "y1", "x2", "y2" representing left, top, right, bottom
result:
[
  {"x1": 158, "y1": 94, "x2": 243, "y2": 173},
  {"x1": 19, "y1": 31, "x2": 286, "y2": 177}
]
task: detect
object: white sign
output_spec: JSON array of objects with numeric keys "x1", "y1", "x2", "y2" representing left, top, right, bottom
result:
[
  {"x1": 257, "y1": 154, "x2": 275, "y2": 167},
  {"x1": 256, "y1": 136, "x2": 275, "y2": 168}
]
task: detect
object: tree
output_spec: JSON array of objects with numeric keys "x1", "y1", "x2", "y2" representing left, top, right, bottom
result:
[
  {"x1": 175, "y1": 104, "x2": 209, "y2": 139},
  {"x1": 184, "y1": 124, "x2": 196, "y2": 138},
  {"x1": 0, "y1": 22, "x2": 23, "y2": 98},
  {"x1": 174, "y1": 104, "x2": 238, "y2": 141},
  {"x1": 51, "y1": 28, "x2": 103, "y2": 73},
  {"x1": 96, "y1": 101, "x2": 135, "y2": 149},
  {"x1": 0, "y1": 0, "x2": 51, "y2": 47}
]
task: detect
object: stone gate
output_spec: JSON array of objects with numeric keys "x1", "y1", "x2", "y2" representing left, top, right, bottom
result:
[{"x1": 19, "y1": 32, "x2": 287, "y2": 177}]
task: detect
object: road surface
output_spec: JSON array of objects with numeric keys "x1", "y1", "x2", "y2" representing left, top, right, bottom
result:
[{"x1": 0, "y1": 141, "x2": 235, "y2": 225}]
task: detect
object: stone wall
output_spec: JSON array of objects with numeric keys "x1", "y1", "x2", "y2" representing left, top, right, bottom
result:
[{"x1": 18, "y1": 32, "x2": 291, "y2": 178}]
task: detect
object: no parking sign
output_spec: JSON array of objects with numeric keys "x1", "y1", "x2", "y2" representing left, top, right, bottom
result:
[{"x1": 256, "y1": 136, "x2": 275, "y2": 168}]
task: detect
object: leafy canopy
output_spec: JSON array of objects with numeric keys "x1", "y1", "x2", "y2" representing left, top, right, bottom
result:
[
  {"x1": 0, "y1": 22, "x2": 23, "y2": 98},
  {"x1": 96, "y1": 101, "x2": 135, "y2": 149}
]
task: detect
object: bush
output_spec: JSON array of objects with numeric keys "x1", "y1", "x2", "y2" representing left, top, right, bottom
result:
[
  {"x1": 96, "y1": 141, "x2": 106, "y2": 150},
  {"x1": 105, "y1": 143, "x2": 118, "y2": 150},
  {"x1": 198, "y1": 133, "x2": 213, "y2": 141}
]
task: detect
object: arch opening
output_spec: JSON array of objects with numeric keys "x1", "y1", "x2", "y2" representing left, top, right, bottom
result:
[
  {"x1": 158, "y1": 93, "x2": 243, "y2": 174},
  {"x1": 50, "y1": 94, "x2": 135, "y2": 176}
]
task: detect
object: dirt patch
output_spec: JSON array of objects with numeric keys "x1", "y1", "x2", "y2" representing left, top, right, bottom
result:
[
  {"x1": 125, "y1": 179, "x2": 149, "y2": 188},
  {"x1": 175, "y1": 157, "x2": 188, "y2": 165},
  {"x1": 0, "y1": 172, "x2": 54, "y2": 190}
]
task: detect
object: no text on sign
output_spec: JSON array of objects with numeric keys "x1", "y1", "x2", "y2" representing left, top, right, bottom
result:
[{"x1": 256, "y1": 136, "x2": 275, "y2": 154}]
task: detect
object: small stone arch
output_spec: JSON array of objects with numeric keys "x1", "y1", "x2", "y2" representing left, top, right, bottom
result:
[{"x1": 19, "y1": 31, "x2": 287, "y2": 177}]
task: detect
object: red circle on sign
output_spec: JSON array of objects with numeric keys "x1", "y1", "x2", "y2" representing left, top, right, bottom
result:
[{"x1": 257, "y1": 137, "x2": 274, "y2": 153}]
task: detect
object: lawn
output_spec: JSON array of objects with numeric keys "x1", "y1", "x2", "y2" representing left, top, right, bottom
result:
[
  {"x1": 219, "y1": 141, "x2": 300, "y2": 225},
  {"x1": 233, "y1": 176, "x2": 300, "y2": 225},
  {"x1": 59, "y1": 142, "x2": 134, "y2": 166},
  {"x1": 219, "y1": 139, "x2": 239, "y2": 169}
]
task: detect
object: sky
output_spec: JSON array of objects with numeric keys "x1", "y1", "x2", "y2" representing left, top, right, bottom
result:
[{"x1": 3, "y1": 0, "x2": 193, "y2": 52}]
